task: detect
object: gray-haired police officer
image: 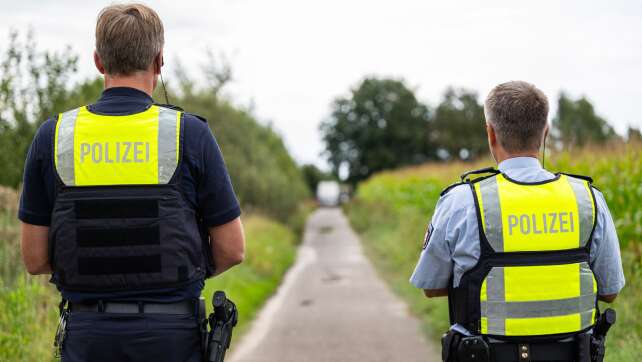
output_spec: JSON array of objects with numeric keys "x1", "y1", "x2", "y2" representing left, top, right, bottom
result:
[{"x1": 410, "y1": 81, "x2": 625, "y2": 362}]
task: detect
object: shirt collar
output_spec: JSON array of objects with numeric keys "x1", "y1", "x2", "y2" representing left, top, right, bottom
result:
[
  {"x1": 97, "y1": 87, "x2": 154, "y2": 104},
  {"x1": 88, "y1": 87, "x2": 155, "y2": 115},
  {"x1": 498, "y1": 157, "x2": 543, "y2": 172}
]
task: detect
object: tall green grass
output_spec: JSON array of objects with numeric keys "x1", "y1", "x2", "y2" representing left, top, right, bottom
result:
[
  {"x1": 0, "y1": 185, "x2": 305, "y2": 361},
  {"x1": 202, "y1": 215, "x2": 298, "y2": 336},
  {"x1": 0, "y1": 186, "x2": 59, "y2": 361},
  {"x1": 346, "y1": 145, "x2": 642, "y2": 362}
]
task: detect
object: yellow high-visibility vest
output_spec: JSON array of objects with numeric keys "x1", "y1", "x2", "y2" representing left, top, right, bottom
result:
[
  {"x1": 449, "y1": 170, "x2": 598, "y2": 337},
  {"x1": 54, "y1": 105, "x2": 181, "y2": 186}
]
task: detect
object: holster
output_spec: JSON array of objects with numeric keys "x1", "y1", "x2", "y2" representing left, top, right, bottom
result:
[
  {"x1": 442, "y1": 330, "x2": 462, "y2": 362},
  {"x1": 442, "y1": 330, "x2": 490, "y2": 362},
  {"x1": 590, "y1": 335, "x2": 607, "y2": 362},
  {"x1": 198, "y1": 297, "x2": 209, "y2": 359}
]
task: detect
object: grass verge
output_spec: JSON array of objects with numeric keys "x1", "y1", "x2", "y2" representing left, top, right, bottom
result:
[{"x1": 202, "y1": 214, "x2": 298, "y2": 336}]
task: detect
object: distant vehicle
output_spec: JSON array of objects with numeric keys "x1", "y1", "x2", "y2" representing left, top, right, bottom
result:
[{"x1": 317, "y1": 181, "x2": 341, "y2": 207}]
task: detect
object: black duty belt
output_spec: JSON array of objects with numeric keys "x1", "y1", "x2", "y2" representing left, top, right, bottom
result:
[
  {"x1": 492, "y1": 340, "x2": 575, "y2": 362},
  {"x1": 69, "y1": 300, "x2": 196, "y2": 315}
]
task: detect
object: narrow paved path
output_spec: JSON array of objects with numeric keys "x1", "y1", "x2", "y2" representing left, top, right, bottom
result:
[{"x1": 228, "y1": 208, "x2": 437, "y2": 362}]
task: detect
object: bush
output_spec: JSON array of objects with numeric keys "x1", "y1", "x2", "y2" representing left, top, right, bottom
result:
[{"x1": 175, "y1": 90, "x2": 309, "y2": 222}]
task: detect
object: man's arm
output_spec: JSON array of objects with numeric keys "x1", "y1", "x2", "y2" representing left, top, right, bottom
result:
[
  {"x1": 20, "y1": 223, "x2": 51, "y2": 275},
  {"x1": 187, "y1": 115, "x2": 244, "y2": 276},
  {"x1": 19, "y1": 122, "x2": 56, "y2": 275},
  {"x1": 209, "y1": 217, "x2": 245, "y2": 276},
  {"x1": 424, "y1": 289, "x2": 449, "y2": 298},
  {"x1": 598, "y1": 294, "x2": 617, "y2": 303},
  {"x1": 410, "y1": 188, "x2": 473, "y2": 298},
  {"x1": 590, "y1": 189, "x2": 625, "y2": 303}
]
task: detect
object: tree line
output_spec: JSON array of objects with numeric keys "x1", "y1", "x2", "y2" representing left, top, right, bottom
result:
[
  {"x1": 320, "y1": 77, "x2": 636, "y2": 184},
  {"x1": 0, "y1": 31, "x2": 308, "y2": 222}
]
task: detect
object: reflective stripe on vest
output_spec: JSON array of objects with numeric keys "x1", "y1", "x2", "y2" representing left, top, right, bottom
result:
[
  {"x1": 54, "y1": 105, "x2": 181, "y2": 186},
  {"x1": 472, "y1": 174, "x2": 597, "y2": 336},
  {"x1": 479, "y1": 262, "x2": 597, "y2": 335}
]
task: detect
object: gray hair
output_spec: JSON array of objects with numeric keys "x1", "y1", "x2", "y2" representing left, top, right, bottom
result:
[
  {"x1": 484, "y1": 81, "x2": 549, "y2": 152},
  {"x1": 96, "y1": 3, "x2": 164, "y2": 75}
]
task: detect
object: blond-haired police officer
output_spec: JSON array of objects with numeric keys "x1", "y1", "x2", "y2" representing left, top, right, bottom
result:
[
  {"x1": 410, "y1": 81, "x2": 625, "y2": 362},
  {"x1": 19, "y1": 4, "x2": 244, "y2": 361}
]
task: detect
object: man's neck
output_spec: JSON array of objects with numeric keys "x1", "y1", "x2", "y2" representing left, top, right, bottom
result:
[
  {"x1": 104, "y1": 73, "x2": 154, "y2": 97},
  {"x1": 494, "y1": 150, "x2": 540, "y2": 164}
]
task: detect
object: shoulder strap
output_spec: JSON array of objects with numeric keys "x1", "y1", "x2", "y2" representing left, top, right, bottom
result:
[
  {"x1": 440, "y1": 182, "x2": 465, "y2": 197},
  {"x1": 460, "y1": 167, "x2": 500, "y2": 183},
  {"x1": 155, "y1": 103, "x2": 208, "y2": 124},
  {"x1": 440, "y1": 167, "x2": 500, "y2": 196},
  {"x1": 558, "y1": 172, "x2": 594, "y2": 184},
  {"x1": 185, "y1": 112, "x2": 208, "y2": 123}
]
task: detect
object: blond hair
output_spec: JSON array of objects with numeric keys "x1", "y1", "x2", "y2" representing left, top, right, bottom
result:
[{"x1": 95, "y1": 3, "x2": 164, "y2": 75}]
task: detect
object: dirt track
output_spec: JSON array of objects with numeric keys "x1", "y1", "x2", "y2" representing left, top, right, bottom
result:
[{"x1": 228, "y1": 208, "x2": 437, "y2": 362}]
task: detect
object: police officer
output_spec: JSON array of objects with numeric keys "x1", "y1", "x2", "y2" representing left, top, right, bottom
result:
[
  {"x1": 19, "y1": 4, "x2": 244, "y2": 361},
  {"x1": 410, "y1": 81, "x2": 625, "y2": 361}
]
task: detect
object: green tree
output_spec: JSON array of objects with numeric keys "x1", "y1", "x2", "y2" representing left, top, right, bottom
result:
[
  {"x1": 0, "y1": 30, "x2": 101, "y2": 187},
  {"x1": 320, "y1": 77, "x2": 431, "y2": 184},
  {"x1": 430, "y1": 88, "x2": 486, "y2": 160},
  {"x1": 168, "y1": 68, "x2": 309, "y2": 222},
  {"x1": 553, "y1": 92, "x2": 617, "y2": 148}
]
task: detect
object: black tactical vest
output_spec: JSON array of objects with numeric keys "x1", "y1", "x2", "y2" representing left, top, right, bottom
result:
[{"x1": 48, "y1": 105, "x2": 214, "y2": 291}]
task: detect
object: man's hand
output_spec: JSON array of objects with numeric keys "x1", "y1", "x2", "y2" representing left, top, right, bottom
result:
[
  {"x1": 209, "y1": 217, "x2": 245, "y2": 276},
  {"x1": 20, "y1": 222, "x2": 52, "y2": 275},
  {"x1": 424, "y1": 288, "x2": 448, "y2": 298},
  {"x1": 598, "y1": 294, "x2": 618, "y2": 303}
]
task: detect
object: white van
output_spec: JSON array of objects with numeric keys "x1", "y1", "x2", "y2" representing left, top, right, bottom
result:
[{"x1": 316, "y1": 181, "x2": 341, "y2": 207}]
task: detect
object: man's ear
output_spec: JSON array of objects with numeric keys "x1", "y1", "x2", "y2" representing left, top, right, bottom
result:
[
  {"x1": 154, "y1": 51, "x2": 164, "y2": 75},
  {"x1": 486, "y1": 122, "x2": 497, "y2": 146},
  {"x1": 94, "y1": 51, "x2": 105, "y2": 75}
]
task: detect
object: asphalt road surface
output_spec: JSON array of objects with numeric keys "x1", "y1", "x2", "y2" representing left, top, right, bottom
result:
[{"x1": 227, "y1": 208, "x2": 438, "y2": 362}]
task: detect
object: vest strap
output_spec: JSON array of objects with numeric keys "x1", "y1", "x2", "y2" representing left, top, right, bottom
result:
[
  {"x1": 78, "y1": 255, "x2": 162, "y2": 275},
  {"x1": 76, "y1": 225, "x2": 160, "y2": 248},
  {"x1": 75, "y1": 199, "x2": 159, "y2": 219}
]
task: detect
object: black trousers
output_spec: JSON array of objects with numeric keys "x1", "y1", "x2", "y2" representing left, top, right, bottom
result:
[{"x1": 62, "y1": 311, "x2": 202, "y2": 362}]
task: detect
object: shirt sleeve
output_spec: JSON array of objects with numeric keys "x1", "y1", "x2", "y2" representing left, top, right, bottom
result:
[
  {"x1": 410, "y1": 184, "x2": 481, "y2": 290},
  {"x1": 191, "y1": 118, "x2": 241, "y2": 227},
  {"x1": 589, "y1": 188, "x2": 626, "y2": 295},
  {"x1": 18, "y1": 120, "x2": 55, "y2": 226},
  {"x1": 409, "y1": 189, "x2": 463, "y2": 289}
]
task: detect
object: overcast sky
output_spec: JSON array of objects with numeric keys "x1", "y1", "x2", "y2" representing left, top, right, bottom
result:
[{"x1": 1, "y1": 0, "x2": 641, "y2": 168}]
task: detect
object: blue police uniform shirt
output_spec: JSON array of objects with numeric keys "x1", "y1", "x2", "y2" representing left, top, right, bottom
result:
[
  {"x1": 410, "y1": 157, "x2": 626, "y2": 296},
  {"x1": 19, "y1": 87, "x2": 242, "y2": 302}
]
